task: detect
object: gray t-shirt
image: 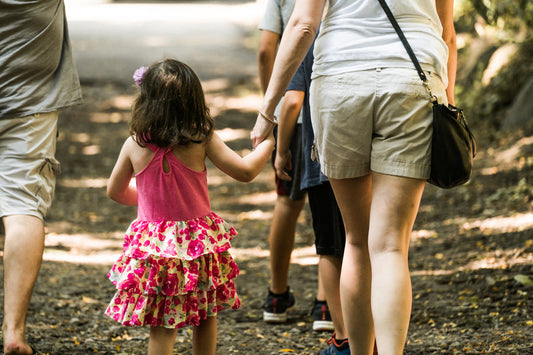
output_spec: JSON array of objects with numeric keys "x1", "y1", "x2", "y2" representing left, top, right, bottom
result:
[
  {"x1": 258, "y1": 0, "x2": 295, "y2": 35},
  {"x1": 0, "y1": 0, "x2": 82, "y2": 119},
  {"x1": 258, "y1": 0, "x2": 302, "y2": 123}
]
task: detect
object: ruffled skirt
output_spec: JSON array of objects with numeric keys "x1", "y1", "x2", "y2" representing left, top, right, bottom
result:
[{"x1": 105, "y1": 212, "x2": 240, "y2": 328}]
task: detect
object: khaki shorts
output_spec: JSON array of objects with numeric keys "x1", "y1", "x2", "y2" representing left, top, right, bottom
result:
[
  {"x1": 310, "y1": 68, "x2": 448, "y2": 179},
  {"x1": 0, "y1": 112, "x2": 60, "y2": 220}
]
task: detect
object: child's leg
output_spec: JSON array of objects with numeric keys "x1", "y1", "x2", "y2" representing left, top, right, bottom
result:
[
  {"x1": 192, "y1": 316, "x2": 217, "y2": 355},
  {"x1": 148, "y1": 326, "x2": 178, "y2": 355}
]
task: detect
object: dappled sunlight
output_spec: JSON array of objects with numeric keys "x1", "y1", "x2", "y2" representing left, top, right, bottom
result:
[
  {"x1": 68, "y1": 132, "x2": 91, "y2": 143},
  {"x1": 418, "y1": 203, "x2": 435, "y2": 214},
  {"x1": 36, "y1": 231, "x2": 319, "y2": 266},
  {"x1": 222, "y1": 94, "x2": 262, "y2": 111},
  {"x1": 234, "y1": 191, "x2": 277, "y2": 205},
  {"x1": 203, "y1": 76, "x2": 262, "y2": 117},
  {"x1": 42, "y1": 232, "x2": 124, "y2": 265},
  {"x1": 476, "y1": 135, "x2": 533, "y2": 175},
  {"x1": 495, "y1": 136, "x2": 533, "y2": 163},
  {"x1": 236, "y1": 209, "x2": 272, "y2": 221},
  {"x1": 480, "y1": 166, "x2": 500, "y2": 175},
  {"x1": 463, "y1": 250, "x2": 532, "y2": 270},
  {"x1": 203, "y1": 78, "x2": 232, "y2": 93},
  {"x1": 216, "y1": 127, "x2": 250, "y2": 142},
  {"x1": 411, "y1": 269, "x2": 455, "y2": 276},
  {"x1": 410, "y1": 211, "x2": 533, "y2": 275},
  {"x1": 413, "y1": 247, "x2": 532, "y2": 277},
  {"x1": 232, "y1": 244, "x2": 318, "y2": 265},
  {"x1": 58, "y1": 177, "x2": 108, "y2": 188},
  {"x1": 104, "y1": 94, "x2": 134, "y2": 111},
  {"x1": 90, "y1": 111, "x2": 129, "y2": 123},
  {"x1": 82, "y1": 145, "x2": 101, "y2": 155},
  {"x1": 462, "y1": 212, "x2": 533, "y2": 234},
  {"x1": 230, "y1": 246, "x2": 269, "y2": 261},
  {"x1": 208, "y1": 168, "x2": 274, "y2": 186},
  {"x1": 209, "y1": 93, "x2": 262, "y2": 117},
  {"x1": 411, "y1": 229, "x2": 438, "y2": 241}
]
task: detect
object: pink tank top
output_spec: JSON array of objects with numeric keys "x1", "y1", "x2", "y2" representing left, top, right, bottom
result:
[{"x1": 135, "y1": 144, "x2": 211, "y2": 221}]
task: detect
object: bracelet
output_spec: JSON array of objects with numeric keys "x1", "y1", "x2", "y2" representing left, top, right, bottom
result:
[{"x1": 259, "y1": 111, "x2": 278, "y2": 125}]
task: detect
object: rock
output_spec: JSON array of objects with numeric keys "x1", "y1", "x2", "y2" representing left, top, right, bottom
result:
[{"x1": 503, "y1": 75, "x2": 533, "y2": 129}]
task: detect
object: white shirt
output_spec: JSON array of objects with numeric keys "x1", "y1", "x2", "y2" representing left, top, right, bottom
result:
[{"x1": 312, "y1": 0, "x2": 449, "y2": 87}]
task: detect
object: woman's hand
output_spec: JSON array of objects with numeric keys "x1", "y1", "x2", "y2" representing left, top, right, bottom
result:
[{"x1": 251, "y1": 113, "x2": 276, "y2": 148}]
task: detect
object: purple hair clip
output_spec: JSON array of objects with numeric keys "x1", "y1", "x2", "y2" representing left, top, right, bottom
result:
[{"x1": 133, "y1": 66, "x2": 148, "y2": 86}]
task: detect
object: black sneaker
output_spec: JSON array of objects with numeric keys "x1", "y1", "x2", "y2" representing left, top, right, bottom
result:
[
  {"x1": 262, "y1": 287, "x2": 295, "y2": 323},
  {"x1": 311, "y1": 299, "x2": 334, "y2": 331}
]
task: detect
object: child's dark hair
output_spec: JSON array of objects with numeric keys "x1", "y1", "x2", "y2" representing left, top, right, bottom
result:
[{"x1": 130, "y1": 59, "x2": 214, "y2": 147}]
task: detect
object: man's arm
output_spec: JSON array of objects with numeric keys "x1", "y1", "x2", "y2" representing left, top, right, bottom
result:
[
  {"x1": 274, "y1": 89, "x2": 304, "y2": 181},
  {"x1": 257, "y1": 30, "x2": 281, "y2": 94}
]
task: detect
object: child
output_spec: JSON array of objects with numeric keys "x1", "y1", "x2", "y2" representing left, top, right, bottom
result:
[{"x1": 105, "y1": 59, "x2": 275, "y2": 355}]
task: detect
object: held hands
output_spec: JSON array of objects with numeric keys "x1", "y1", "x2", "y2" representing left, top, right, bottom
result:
[{"x1": 251, "y1": 112, "x2": 276, "y2": 148}]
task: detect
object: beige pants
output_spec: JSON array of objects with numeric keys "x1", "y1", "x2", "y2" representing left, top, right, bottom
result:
[
  {"x1": 0, "y1": 112, "x2": 60, "y2": 220},
  {"x1": 310, "y1": 68, "x2": 447, "y2": 180}
]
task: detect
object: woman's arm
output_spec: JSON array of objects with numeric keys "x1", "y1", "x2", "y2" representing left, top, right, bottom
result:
[
  {"x1": 207, "y1": 131, "x2": 275, "y2": 182},
  {"x1": 107, "y1": 137, "x2": 138, "y2": 206},
  {"x1": 251, "y1": 0, "x2": 326, "y2": 147},
  {"x1": 436, "y1": 0, "x2": 457, "y2": 106},
  {"x1": 275, "y1": 89, "x2": 305, "y2": 181}
]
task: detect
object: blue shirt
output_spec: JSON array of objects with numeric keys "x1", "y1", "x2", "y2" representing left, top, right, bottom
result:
[{"x1": 287, "y1": 38, "x2": 327, "y2": 190}]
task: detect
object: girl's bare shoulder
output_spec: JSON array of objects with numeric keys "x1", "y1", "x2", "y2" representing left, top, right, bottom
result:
[{"x1": 124, "y1": 137, "x2": 155, "y2": 173}]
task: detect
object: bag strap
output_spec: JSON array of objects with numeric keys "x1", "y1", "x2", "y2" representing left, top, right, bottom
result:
[{"x1": 376, "y1": 0, "x2": 438, "y2": 104}]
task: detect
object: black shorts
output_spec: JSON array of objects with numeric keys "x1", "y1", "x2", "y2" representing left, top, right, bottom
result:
[
  {"x1": 272, "y1": 124, "x2": 305, "y2": 201},
  {"x1": 307, "y1": 181, "x2": 345, "y2": 258}
]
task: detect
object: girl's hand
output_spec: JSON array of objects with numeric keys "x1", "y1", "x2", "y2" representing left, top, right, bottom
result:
[
  {"x1": 251, "y1": 112, "x2": 276, "y2": 148},
  {"x1": 274, "y1": 149, "x2": 292, "y2": 181}
]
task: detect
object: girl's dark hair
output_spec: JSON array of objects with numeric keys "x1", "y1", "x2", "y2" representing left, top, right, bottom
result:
[{"x1": 130, "y1": 59, "x2": 214, "y2": 147}]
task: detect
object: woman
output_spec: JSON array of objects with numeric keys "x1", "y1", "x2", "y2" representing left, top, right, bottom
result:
[{"x1": 251, "y1": 1, "x2": 457, "y2": 354}]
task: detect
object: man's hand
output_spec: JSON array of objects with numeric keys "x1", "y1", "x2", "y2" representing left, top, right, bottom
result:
[{"x1": 274, "y1": 149, "x2": 292, "y2": 181}]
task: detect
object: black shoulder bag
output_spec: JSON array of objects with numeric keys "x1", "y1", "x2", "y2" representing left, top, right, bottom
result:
[{"x1": 377, "y1": 0, "x2": 477, "y2": 188}]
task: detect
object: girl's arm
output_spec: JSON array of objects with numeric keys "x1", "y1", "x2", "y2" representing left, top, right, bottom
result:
[
  {"x1": 436, "y1": 0, "x2": 457, "y2": 106},
  {"x1": 107, "y1": 137, "x2": 138, "y2": 206},
  {"x1": 251, "y1": 0, "x2": 326, "y2": 147},
  {"x1": 206, "y1": 131, "x2": 275, "y2": 182},
  {"x1": 275, "y1": 89, "x2": 305, "y2": 181}
]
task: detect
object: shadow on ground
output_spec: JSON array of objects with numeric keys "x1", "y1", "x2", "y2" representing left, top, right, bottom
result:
[{"x1": 0, "y1": 72, "x2": 531, "y2": 353}]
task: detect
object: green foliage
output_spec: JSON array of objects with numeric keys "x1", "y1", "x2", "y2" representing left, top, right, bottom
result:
[
  {"x1": 454, "y1": 1, "x2": 533, "y2": 128},
  {"x1": 457, "y1": 39, "x2": 533, "y2": 127},
  {"x1": 456, "y1": 0, "x2": 533, "y2": 35}
]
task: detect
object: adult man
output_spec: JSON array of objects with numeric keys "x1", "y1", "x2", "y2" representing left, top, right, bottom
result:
[
  {"x1": 257, "y1": 0, "x2": 333, "y2": 330},
  {"x1": 0, "y1": 1, "x2": 82, "y2": 353}
]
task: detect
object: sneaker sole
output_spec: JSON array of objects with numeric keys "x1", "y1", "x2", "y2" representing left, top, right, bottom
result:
[
  {"x1": 313, "y1": 320, "x2": 335, "y2": 331},
  {"x1": 263, "y1": 311, "x2": 288, "y2": 323}
]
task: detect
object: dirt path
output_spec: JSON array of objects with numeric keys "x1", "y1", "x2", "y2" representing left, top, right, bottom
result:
[{"x1": 0, "y1": 78, "x2": 531, "y2": 354}]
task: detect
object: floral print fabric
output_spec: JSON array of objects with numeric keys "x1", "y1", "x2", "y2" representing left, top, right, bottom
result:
[{"x1": 106, "y1": 212, "x2": 240, "y2": 328}]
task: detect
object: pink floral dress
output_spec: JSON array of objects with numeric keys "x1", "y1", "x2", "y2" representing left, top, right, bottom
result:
[{"x1": 105, "y1": 144, "x2": 240, "y2": 329}]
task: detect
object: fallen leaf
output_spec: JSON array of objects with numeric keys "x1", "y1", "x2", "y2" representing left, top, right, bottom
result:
[{"x1": 514, "y1": 274, "x2": 533, "y2": 286}]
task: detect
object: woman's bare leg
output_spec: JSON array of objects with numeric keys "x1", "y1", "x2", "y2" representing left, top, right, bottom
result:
[
  {"x1": 368, "y1": 172, "x2": 425, "y2": 354},
  {"x1": 329, "y1": 174, "x2": 374, "y2": 355}
]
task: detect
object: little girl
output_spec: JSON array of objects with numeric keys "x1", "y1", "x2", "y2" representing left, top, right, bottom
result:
[{"x1": 105, "y1": 59, "x2": 274, "y2": 355}]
